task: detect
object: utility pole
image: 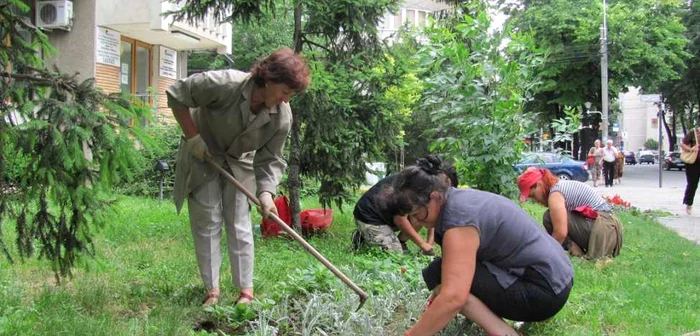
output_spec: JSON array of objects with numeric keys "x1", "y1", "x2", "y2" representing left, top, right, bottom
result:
[
  {"x1": 658, "y1": 101, "x2": 664, "y2": 188},
  {"x1": 600, "y1": 0, "x2": 609, "y2": 142}
]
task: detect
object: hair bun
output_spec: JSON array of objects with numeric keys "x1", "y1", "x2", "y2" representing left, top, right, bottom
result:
[{"x1": 416, "y1": 155, "x2": 442, "y2": 175}]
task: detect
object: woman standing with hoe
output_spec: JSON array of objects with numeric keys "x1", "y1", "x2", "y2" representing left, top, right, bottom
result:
[{"x1": 168, "y1": 48, "x2": 311, "y2": 306}]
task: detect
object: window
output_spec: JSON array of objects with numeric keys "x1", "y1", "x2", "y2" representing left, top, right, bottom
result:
[
  {"x1": 120, "y1": 37, "x2": 152, "y2": 126},
  {"x1": 417, "y1": 11, "x2": 427, "y2": 28},
  {"x1": 405, "y1": 9, "x2": 416, "y2": 25}
]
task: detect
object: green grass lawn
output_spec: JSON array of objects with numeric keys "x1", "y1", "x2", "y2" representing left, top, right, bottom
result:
[{"x1": 0, "y1": 195, "x2": 699, "y2": 335}]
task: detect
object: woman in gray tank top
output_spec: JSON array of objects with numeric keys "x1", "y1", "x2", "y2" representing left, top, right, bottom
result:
[
  {"x1": 517, "y1": 167, "x2": 623, "y2": 259},
  {"x1": 393, "y1": 157, "x2": 573, "y2": 336}
]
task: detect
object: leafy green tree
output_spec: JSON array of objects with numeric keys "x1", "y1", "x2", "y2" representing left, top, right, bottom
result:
[
  {"x1": 644, "y1": 138, "x2": 659, "y2": 150},
  {"x1": 384, "y1": 29, "x2": 429, "y2": 172},
  {"x1": 504, "y1": 0, "x2": 689, "y2": 156},
  {"x1": 187, "y1": 6, "x2": 295, "y2": 73},
  {"x1": 0, "y1": 1, "x2": 152, "y2": 280},
  {"x1": 549, "y1": 107, "x2": 582, "y2": 156},
  {"x1": 660, "y1": 0, "x2": 700, "y2": 151},
  {"x1": 418, "y1": 6, "x2": 545, "y2": 196},
  {"x1": 230, "y1": 9, "x2": 295, "y2": 71},
  {"x1": 168, "y1": 0, "x2": 407, "y2": 228}
]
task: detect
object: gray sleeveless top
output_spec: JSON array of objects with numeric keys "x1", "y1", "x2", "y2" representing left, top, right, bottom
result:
[{"x1": 435, "y1": 188, "x2": 574, "y2": 294}]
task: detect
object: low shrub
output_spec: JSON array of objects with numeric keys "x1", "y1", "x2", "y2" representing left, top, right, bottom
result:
[{"x1": 114, "y1": 121, "x2": 180, "y2": 198}]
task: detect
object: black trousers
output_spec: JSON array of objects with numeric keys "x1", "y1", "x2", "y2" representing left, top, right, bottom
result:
[
  {"x1": 603, "y1": 161, "x2": 616, "y2": 187},
  {"x1": 422, "y1": 258, "x2": 572, "y2": 322},
  {"x1": 684, "y1": 161, "x2": 700, "y2": 206}
]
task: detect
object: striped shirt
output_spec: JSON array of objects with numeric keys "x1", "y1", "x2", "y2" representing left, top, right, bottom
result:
[{"x1": 550, "y1": 180, "x2": 611, "y2": 213}]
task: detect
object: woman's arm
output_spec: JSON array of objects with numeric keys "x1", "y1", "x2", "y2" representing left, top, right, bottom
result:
[
  {"x1": 394, "y1": 215, "x2": 432, "y2": 253},
  {"x1": 547, "y1": 192, "x2": 569, "y2": 244},
  {"x1": 681, "y1": 142, "x2": 694, "y2": 151},
  {"x1": 406, "y1": 226, "x2": 479, "y2": 335},
  {"x1": 426, "y1": 227, "x2": 435, "y2": 246},
  {"x1": 681, "y1": 130, "x2": 698, "y2": 151},
  {"x1": 172, "y1": 105, "x2": 198, "y2": 138}
]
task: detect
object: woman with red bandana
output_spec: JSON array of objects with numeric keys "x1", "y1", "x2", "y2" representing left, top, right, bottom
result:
[{"x1": 517, "y1": 167, "x2": 623, "y2": 259}]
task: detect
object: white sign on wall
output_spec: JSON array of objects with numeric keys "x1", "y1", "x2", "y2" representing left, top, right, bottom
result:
[
  {"x1": 159, "y1": 47, "x2": 178, "y2": 79},
  {"x1": 640, "y1": 94, "x2": 661, "y2": 103},
  {"x1": 95, "y1": 27, "x2": 121, "y2": 67}
]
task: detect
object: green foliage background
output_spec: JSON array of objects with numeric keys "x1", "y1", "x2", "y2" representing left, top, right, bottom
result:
[
  {"x1": 418, "y1": 8, "x2": 544, "y2": 196},
  {"x1": 0, "y1": 1, "x2": 152, "y2": 279}
]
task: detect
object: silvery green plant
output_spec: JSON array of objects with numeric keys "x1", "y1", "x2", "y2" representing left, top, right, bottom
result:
[{"x1": 240, "y1": 257, "x2": 431, "y2": 335}]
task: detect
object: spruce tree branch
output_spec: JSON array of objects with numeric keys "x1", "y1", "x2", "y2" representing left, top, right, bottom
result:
[
  {"x1": 0, "y1": 72, "x2": 77, "y2": 92},
  {"x1": 0, "y1": 72, "x2": 54, "y2": 85},
  {"x1": 302, "y1": 36, "x2": 332, "y2": 54}
]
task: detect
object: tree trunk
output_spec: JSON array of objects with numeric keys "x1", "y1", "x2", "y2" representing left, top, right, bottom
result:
[
  {"x1": 288, "y1": 2, "x2": 303, "y2": 231},
  {"x1": 662, "y1": 109, "x2": 674, "y2": 152}
]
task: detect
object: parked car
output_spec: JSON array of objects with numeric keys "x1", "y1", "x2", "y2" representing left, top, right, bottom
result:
[
  {"x1": 664, "y1": 152, "x2": 685, "y2": 171},
  {"x1": 624, "y1": 151, "x2": 637, "y2": 165},
  {"x1": 651, "y1": 150, "x2": 660, "y2": 161},
  {"x1": 637, "y1": 150, "x2": 655, "y2": 164},
  {"x1": 514, "y1": 152, "x2": 589, "y2": 182}
]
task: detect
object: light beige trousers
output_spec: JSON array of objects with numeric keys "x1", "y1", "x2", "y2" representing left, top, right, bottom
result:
[
  {"x1": 188, "y1": 175, "x2": 253, "y2": 290},
  {"x1": 355, "y1": 219, "x2": 403, "y2": 252}
]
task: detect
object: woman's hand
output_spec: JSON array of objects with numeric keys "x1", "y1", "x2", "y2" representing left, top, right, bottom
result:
[
  {"x1": 568, "y1": 241, "x2": 584, "y2": 256},
  {"x1": 421, "y1": 243, "x2": 435, "y2": 255},
  {"x1": 406, "y1": 226, "x2": 479, "y2": 335}
]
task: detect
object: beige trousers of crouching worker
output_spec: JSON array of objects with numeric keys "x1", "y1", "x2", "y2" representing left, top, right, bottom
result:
[
  {"x1": 356, "y1": 219, "x2": 403, "y2": 252},
  {"x1": 188, "y1": 175, "x2": 253, "y2": 290}
]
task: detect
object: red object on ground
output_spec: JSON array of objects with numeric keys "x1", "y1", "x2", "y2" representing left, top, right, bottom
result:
[
  {"x1": 301, "y1": 208, "x2": 333, "y2": 233},
  {"x1": 261, "y1": 195, "x2": 292, "y2": 238}
]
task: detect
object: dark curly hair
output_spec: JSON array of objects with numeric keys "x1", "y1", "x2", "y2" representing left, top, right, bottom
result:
[
  {"x1": 390, "y1": 155, "x2": 454, "y2": 215},
  {"x1": 249, "y1": 47, "x2": 311, "y2": 91}
]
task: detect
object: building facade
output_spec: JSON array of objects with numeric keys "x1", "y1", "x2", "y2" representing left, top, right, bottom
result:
[
  {"x1": 619, "y1": 87, "x2": 667, "y2": 152},
  {"x1": 21, "y1": 0, "x2": 232, "y2": 123},
  {"x1": 377, "y1": 0, "x2": 451, "y2": 42}
]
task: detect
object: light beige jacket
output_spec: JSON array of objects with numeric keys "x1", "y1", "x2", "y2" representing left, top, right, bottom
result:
[{"x1": 166, "y1": 70, "x2": 291, "y2": 213}]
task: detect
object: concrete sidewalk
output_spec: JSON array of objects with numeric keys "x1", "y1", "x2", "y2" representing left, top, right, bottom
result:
[{"x1": 594, "y1": 182, "x2": 700, "y2": 244}]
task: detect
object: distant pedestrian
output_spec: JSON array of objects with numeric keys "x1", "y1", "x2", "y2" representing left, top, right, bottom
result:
[
  {"x1": 588, "y1": 140, "x2": 603, "y2": 187},
  {"x1": 681, "y1": 127, "x2": 700, "y2": 214},
  {"x1": 600, "y1": 140, "x2": 618, "y2": 187},
  {"x1": 518, "y1": 167, "x2": 623, "y2": 260},
  {"x1": 614, "y1": 150, "x2": 625, "y2": 184}
]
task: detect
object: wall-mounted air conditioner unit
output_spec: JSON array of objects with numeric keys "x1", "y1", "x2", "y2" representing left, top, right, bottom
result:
[{"x1": 36, "y1": 0, "x2": 73, "y2": 31}]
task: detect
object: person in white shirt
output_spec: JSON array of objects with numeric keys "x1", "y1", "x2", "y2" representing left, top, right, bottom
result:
[{"x1": 599, "y1": 140, "x2": 618, "y2": 187}]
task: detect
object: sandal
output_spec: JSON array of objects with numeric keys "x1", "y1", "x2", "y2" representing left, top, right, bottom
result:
[
  {"x1": 202, "y1": 288, "x2": 220, "y2": 307},
  {"x1": 235, "y1": 291, "x2": 254, "y2": 305}
]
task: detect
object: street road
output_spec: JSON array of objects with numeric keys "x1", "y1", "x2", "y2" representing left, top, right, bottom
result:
[
  {"x1": 585, "y1": 161, "x2": 700, "y2": 244},
  {"x1": 591, "y1": 161, "x2": 687, "y2": 189}
]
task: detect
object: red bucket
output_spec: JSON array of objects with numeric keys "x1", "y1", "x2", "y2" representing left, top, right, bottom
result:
[
  {"x1": 260, "y1": 195, "x2": 292, "y2": 238},
  {"x1": 301, "y1": 208, "x2": 333, "y2": 234}
]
